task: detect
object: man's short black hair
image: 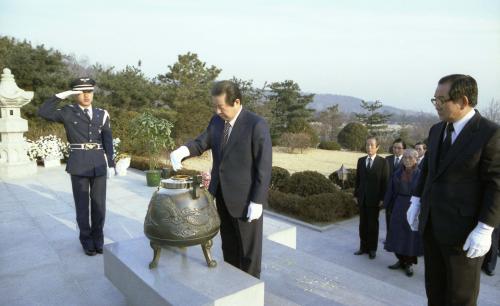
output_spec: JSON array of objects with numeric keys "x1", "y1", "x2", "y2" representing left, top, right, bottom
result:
[
  {"x1": 415, "y1": 141, "x2": 427, "y2": 150},
  {"x1": 211, "y1": 80, "x2": 242, "y2": 106},
  {"x1": 438, "y1": 74, "x2": 478, "y2": 107},
  {"x1": 393, "y1": 138, "x2": 407, "y2": 149}
]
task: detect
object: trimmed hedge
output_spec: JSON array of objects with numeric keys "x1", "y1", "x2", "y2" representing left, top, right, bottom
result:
[
  {"x1": 269, "y1": 189, "x2": 358, "y2": 223},
  {"x1": 270, "y1": 166, "x2": 290, "y2": 191},
  {"x1": 282, "y1": 171, "x2": 336, "y2": 196},
  {"x1": 328, "y1": 168, "x2": 357, "y2": 190},
  {"x1": 318, "y1": 141, "x2": 341, "y2": 151}
]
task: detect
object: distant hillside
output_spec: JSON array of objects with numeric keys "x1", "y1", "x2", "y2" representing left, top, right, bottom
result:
[{"x1": 308, "y1": 93, "x2": 421, "y2": 116}]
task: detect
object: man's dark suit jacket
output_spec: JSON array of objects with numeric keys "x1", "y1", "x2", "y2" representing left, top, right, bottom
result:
[
  {"x1": 354, "y1": 155, "x2": 390, "y2": 207},
  {"x1": 385, "y1": 154, "x2": 402, "y2": 178},
  {"x1": 414, "y1": 111, "x2": 500, "y2": 245},
  {"x1": 186, "y1": 109, "x2": 272, "y2": 218}
]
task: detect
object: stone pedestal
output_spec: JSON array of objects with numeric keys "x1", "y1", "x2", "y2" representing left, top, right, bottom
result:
[
  {"x1": 0, "y1": 68, "x2": 37, "y2": 179},
  {"x1": 104, "y1": 237, "x2": 264, "y2": 306}
]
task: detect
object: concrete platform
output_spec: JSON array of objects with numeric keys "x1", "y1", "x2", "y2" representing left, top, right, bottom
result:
[{"x1": 104, "y1": 237, "x2": 264, "y2": 306}]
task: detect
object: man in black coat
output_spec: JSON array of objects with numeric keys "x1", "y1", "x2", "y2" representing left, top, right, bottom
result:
[
  {"x1": 170, "y1": 80, "x2": 272, "y2": 278},
  {"x1": 354, "y1": 136, "x2": 390, "y2": 259},
  {"x1": 407, "y1": 74, "x2": 500, "y2": 306},
  {"x1": 384, "y1": 138, "x2": 406, "y2": 232},
  {"x1": 38, "y1": 78, "x2": 115, "y2": 256}
]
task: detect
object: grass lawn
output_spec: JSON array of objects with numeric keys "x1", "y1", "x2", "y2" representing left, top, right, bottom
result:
[{"x1": 183, "y1": 147, "x2": 368, "y2": 176}]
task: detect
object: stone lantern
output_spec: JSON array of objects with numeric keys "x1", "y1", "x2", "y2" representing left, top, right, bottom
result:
[{"x1": 0, "y1": 68, "x2": 37, "y2": 178}]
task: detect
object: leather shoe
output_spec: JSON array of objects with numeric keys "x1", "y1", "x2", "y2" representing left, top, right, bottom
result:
[
  {"x1": 368, "y1": 251, "x2": 376, "y2": 259},
  {"x1": 482, "y1": 268, "x2": 495, "y2": 276},
  {"x1": 388, "y1": 261, "x2": 402, "y2": 270},
  {"x1": 405, "y1": 265, "x2": 414, "y2": 277},
  {"x1": 95, "y1": 248, "x2": 103, "y2": 254},
  {"x1": 84, "y1": 249, "x2": 96, "y2": 256},
  {"x1": 354, "y1": 250, "x2": 365, "y2": 255}
]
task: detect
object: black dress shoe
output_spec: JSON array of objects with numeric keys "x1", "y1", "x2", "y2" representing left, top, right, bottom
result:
[
  {"x1": 354, "y1": 250, "x2": 365, "y2": 255},
  {"x1": 95, "y1": 248, "x2": 103, "y2": 254},
  {"x1": 405, "y1": 265, "x2": 414, "y2": 277},
  {"x1": 482, "y1": 268, "x2": 495, "y2": 276},
  {"x1": 84, "y1": 249, "x2": 96, "y2": 256},
  {"x1": 388, "y1": 261, "x2": 402, "y2": 270},
  {"x1": 368, "y1": 251, "x2": 376, "y2": 259}
]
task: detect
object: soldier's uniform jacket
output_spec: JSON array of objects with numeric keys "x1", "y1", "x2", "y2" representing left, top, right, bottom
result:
[{"x1": 38, "y1": 96, "x2": 114, "y2": 177}]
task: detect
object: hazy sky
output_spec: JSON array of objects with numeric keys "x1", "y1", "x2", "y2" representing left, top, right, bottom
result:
[{"x1": 1, "y1": 0, "x2": 499, "y2": 112}]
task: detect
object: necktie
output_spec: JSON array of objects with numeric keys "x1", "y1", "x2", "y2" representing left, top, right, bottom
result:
[
  {"x1": 367, "y1": 157, "x2": 372, "y2": 169},
  {"x1": 83, "y1": 108, "x2": 91, "y2": 121},
  {"x1": 222, "y1": 121, "x2": 230, "y2": 148},
  {"x1": 395, "y1": 157, "x2": 400, "y2": 167},
  {"x1": 440, "y1": 123, "x2": 454, "y2": 159}
]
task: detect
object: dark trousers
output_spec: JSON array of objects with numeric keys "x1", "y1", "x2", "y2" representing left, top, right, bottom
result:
[
  {"x1": 482, "y1": 228, "x2": 499, "y2": 273},
  {"x1": 70, "y1": 175, "x2": 107, "y2": 250},
  {"x1": 423, "y1": 223, "x2": 484, "y2": 306},
  {"x1": 216, "y1": 186, "x2": 263, "y2": 278},
  {"x1": 358, "y1": 202, "x2": 380, "y2": 252}
]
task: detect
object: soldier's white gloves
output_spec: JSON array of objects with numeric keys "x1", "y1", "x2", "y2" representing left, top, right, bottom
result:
[
  {"x1": 55, "y1": 90, "x2": 82, "y2": 99},
  {"x1": 407, "y1": 196, "x2": 421, "y2": 231},
  {"x1": 463, "y1": 222, "x2": 494, "y2": 258},
  {"x1": 170, "y1": 146, "x2": 190, "y2": 171},
  {"x1": 246, "y1": 202, "x2": 263, "y2": 222},
  {"x1": 107, "y1": 167, "x2": 115, "y2": 179}
]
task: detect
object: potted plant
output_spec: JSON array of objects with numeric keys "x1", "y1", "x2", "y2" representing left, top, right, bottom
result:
[
  {"x1": 27, "y1": 135, "x2": 68, "y2": 167},
  {"x1": 130, "y1": 112, "x2": 175, "y2": 186}
]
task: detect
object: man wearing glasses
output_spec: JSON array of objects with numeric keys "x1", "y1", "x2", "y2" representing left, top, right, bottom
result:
[
  {"x1": 38, "y1": 78, "x2": 115, "y2": 256},
  {"x1": 407, "y1": 74, "x2": 500, "y2": 305}
]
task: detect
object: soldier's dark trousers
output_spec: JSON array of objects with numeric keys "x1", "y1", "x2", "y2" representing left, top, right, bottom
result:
[{"x1": 70, "y1": 175, "x2": 107, "y2": 250}]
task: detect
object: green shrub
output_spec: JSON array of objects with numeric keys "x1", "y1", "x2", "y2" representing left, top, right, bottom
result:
[
  {"x1": 337, "y1": 122, "x2": 368, "y2": 151},
  {"x1": 328, "y1": 168, "x2": 357, "y2": 190},
  {"x1": 282, "y1": 171, "x2": 336, "y2": 197},
  {"x1": 268, "y1": 189, "x2": 358, "y2": 223},
  {"x1": 318, "y1": 141, "x2": 341, "y2": 151},
  {"x1": 301, "y1": 192, "x2": 358, "y2": 222},
  {"x1": 270, "y1": 166, "x2": 290, "y2": 191},
  {"x1": 130, "y1": 155, "x2": 199, "y2": 177},
  {"x1": 268, "y1": 190, "x2": 303, "y2": 216}
]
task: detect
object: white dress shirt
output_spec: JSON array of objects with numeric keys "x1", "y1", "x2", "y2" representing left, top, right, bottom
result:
[
  {"x1": 444, "y1": 108, "x2": 475, "y2": 144},
  {"x1": 79, "y1": 105, "x2": 93, "y2": 119}
]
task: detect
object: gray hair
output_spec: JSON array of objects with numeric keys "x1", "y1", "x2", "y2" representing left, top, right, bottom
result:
[{"x1": 403, "y1": 148, "x2": 418, "y2": 159}]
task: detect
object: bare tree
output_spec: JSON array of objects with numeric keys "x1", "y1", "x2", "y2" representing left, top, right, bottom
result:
[{"x1": 481, "y1": 98, "x2": 500, "y2": 124}]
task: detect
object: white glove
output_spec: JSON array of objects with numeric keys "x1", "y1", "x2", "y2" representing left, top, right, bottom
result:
[
  {"x1": 170, "y1": 146, "x2": 190, "y2": 171},
  {"x1": 107, "y1": 167, "x2": 115, "y2": 179},
  {"x1": 55, "y1": 90, "x2": 82, "y2": 99},
  {"x1": 246, "y1": 202, "x2": 263, "y2": 222},
  {"x1": 406, "y1": 196, "x2": 421, "y2": 231},
  {"x1": 463, "y1": 222, "x2": 494, "y2": 258}
]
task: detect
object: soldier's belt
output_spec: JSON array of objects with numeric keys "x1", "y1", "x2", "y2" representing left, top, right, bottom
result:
[{"x1": 70, "y1": 143, "x2": 103, "y2": 150}]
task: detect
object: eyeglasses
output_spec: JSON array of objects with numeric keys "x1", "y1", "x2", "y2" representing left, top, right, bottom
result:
[{"x1": 431, "y1": 97, "x2": 453, "y2": 106}]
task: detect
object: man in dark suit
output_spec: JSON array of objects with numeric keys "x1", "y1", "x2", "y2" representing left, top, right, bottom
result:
[
  {"x1": 407, "y1": 74, "x2": 500, "y2": 306},
  {"x1": 384, "y1": 138, "x2": 406, "y2": 233},
  {"x1": 354, "y1": 136, "x2": 390, "y2": 259},
  {"x1": 38, "y1": 78, "x2": 115, "y2": 256},
  {"x1": 170, "y1": 80, "x2": 272, "y2": 278},
  {"x1": 386, "y1": 138, "x2": 406, "y2": 177},
  {"x1": 415, "y1": 141, "x2": 427, "y2": 169}
]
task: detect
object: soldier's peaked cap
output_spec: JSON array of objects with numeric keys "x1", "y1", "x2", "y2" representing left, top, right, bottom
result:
[{"x1": 70, "y1": 77, "x2": 96, "y2": 91}]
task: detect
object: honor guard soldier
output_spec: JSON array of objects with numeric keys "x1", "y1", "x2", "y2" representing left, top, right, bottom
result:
[{"x1": 38, "y1": 77, "x2": 115, "y2": 256}]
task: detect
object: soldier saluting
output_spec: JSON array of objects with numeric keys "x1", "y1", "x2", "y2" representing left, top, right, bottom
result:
[{"x1": 38, "y1": 78, "x2": 114, "y2": 256}]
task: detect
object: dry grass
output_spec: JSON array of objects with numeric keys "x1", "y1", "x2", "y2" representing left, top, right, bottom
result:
[{"x1": 182, "y1": 147, "x2": 369, "y2": 176}]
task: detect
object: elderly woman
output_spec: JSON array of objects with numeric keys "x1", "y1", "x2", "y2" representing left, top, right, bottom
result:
[{"x1": 384, "y1": 148, "x2": 424, "y2": 276}]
